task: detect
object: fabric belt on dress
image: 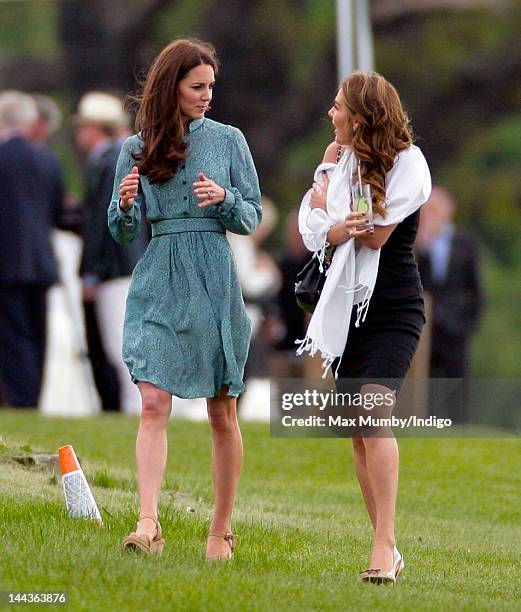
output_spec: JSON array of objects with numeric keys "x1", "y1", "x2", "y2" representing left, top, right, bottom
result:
[{"x1": 151, "y1": 217, "x2": 225, "y2": 237}]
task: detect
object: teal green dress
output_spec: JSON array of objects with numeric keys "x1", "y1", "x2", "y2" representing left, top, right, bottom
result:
[{"x1": 107, "y1": 118, "x2": 262, "y2": 398}]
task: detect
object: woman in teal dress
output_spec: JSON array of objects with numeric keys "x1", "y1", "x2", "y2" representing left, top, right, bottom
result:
[{"x1": 109, "y1": 39, "x2": 261, "y2": 559}]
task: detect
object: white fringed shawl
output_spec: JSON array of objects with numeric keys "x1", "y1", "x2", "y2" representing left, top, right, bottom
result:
[{"x1": 296, "y1": 145, "x2": 432, "y2": 378}]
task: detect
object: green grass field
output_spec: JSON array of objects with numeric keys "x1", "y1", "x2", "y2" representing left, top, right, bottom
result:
[{"x1": 1, "y1": 410, "x2": 520, "y2": 611}]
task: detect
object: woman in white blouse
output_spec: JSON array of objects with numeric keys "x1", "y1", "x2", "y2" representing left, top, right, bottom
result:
[{"x1": 298, "y1": 71, "x2": 431, "y2": 584}]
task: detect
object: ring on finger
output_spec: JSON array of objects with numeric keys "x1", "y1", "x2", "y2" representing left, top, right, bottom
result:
[{"x1": 207, "y1": 189, "x2": 215, "y2": 198}]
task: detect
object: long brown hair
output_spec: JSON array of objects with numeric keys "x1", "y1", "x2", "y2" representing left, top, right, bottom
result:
[
  {"x1": 131, "y1": 39, "x2": 219, "y2": 184},
  {"x1": 341, "y1": 71, "x2": 413, "y2": 217}
]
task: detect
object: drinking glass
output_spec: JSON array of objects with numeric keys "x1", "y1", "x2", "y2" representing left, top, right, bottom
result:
[{"x1": 350, "y1": 181, "x2": 374, "y2": 233}]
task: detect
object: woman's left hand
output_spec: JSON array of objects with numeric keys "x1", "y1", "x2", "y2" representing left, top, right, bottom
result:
[
  {"x1": 193, "y1": 172, "x2": 226, "y2": 208},
  {"x1": 310, "y1": 171, "x2": 329, "y2": 211}
]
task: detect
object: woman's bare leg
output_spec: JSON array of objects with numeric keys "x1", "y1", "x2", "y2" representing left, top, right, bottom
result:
[
  {"x1": 206, "y1": 388, "x2": 243, "y2": 559},
  {"x1": 352, "y1": 437, "x2": 377, "y2": 529},
  {"x1": 134, "y1": 381, "x2": 172, "y2": 539},
  {"x1": 363, "y1": 436, "x2": 399, "y2": 571},
  {"x1": 359, "y1": 384, "x2": 399, "y2": 573}
]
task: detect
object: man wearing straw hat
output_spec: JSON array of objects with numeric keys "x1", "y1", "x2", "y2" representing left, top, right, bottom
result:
[{"x1": 74, "y1": 92, "x2": 148, "y2": 414}]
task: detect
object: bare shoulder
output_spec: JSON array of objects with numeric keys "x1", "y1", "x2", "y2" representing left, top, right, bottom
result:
[{"x1": 322, "y1": 141, "x2": 340, "y2": 163}]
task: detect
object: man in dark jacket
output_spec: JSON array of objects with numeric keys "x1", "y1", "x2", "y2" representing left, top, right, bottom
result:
[
  {"x1": 417, "y1": 186, "x2": 484, "y2": 421},
  {"x1": 0, "y1": 91, "x2": 64, "y2": 407},
  {"x1": 74, "y1": 92, "x2": 148, "y2": 413}
]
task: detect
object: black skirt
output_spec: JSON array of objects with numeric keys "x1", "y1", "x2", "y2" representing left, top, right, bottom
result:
[{"x1": 334, "y1": 295, "x2": 426, "y2": 394}]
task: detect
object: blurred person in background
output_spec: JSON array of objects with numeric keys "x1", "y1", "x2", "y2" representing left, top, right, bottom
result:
[
  {"x1": 227, "y1": 195, "x2": 281, "y2": 383},
  {"x1": 28, "y1": 94, "x2": 62, "y2": 146},
  {"x1": 74, "y1": 91, "x2": 148, "y2": 414},
  {"x1": 30, "y1": 94, "x2": 82, "y2": 233},
  {"x1": 272, "y1": 211, "x2": 309, "y2": 378},
  {"x1": 0, "y1": 91, "x2": 65, "y2": 407},
  {"x1": 416, "y1": 185, "x2": 484, "y2": 422}
]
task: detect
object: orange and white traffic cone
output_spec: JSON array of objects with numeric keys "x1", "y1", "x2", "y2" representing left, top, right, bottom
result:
[{"x1": 58, "y1": 445, "x2": 102, "y2": 523}]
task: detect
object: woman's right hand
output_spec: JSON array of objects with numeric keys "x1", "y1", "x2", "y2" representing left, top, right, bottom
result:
[
  {"x1": 344, "y1": 211, "x2": 373, "y2": 238},
  {"x1": 119, "y1": 166, "x2": 140, "y2": 211},
  {"x1": 326, "y1": 211, "x2": 372, "y2": 246}
]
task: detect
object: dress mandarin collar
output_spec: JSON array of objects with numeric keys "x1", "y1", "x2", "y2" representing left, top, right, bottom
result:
[{"x1": 188, "y1": 118, "x2": 205, "y2": 133}]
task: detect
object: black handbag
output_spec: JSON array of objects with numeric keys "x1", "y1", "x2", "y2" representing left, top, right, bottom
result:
[{"x1": 294, "y1": 246, "x2": 335, "y2": 313}]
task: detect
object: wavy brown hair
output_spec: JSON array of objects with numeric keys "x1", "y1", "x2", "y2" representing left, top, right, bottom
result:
[
  {"x1": 131, "y1": 39, "x2": 219, "y2": 184},
  {"x1": 340, "y1": 71, "x2": 413, "y2": 217}
]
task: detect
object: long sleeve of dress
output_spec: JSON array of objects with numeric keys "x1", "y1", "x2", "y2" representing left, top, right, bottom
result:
[
  {"x1": 107, "y1": 137, "x2": 145, "y2": 244},
  {"x1": 215, "y1": 127, "x2": 262, "y2": 235}
]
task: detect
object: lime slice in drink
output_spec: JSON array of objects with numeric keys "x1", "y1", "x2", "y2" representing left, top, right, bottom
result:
[{"x1": 357, "y1": 197, "x2": 369, "y2": 213}]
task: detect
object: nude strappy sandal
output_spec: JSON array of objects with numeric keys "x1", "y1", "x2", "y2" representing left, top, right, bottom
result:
[
  {"x1": 122, "y1": 516, "x2": 165, "y2": 555},
  {"x1": 206, "y1": 532, "x2": 235, "y2": 561}
]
